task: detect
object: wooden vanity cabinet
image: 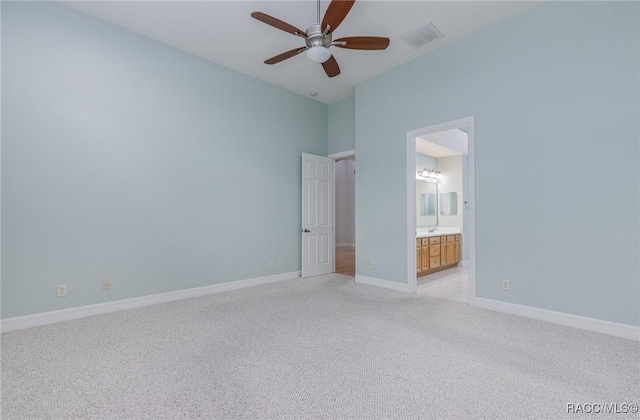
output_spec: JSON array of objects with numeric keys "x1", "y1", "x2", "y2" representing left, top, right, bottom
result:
[
  {"x1": 421, "y1": 239, "x2": 430, "y2": 272},
  {"x1": 417, "y1": 234, "x2": 461, "y2": 277},
  {"x1": 417, "y1": 238, "x2": 431, "y2": 274}
]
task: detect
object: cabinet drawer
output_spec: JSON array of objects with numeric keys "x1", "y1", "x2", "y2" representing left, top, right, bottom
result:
[
  {"x1": 428, "y1": 237, "x2": 440, "y2": 245},
  {"x1": 430, "y1": 246, "x2": 440, "y2": 257},
  {"x1": 430, "y1": 257, "x2": 441, "y2": 268},
  {"x1": 440, "y1": 236, "x2": 446, "y2": 243},
  {"x1": 421, "y1": 238, "x2": 430, "y2": 246},
  {"x1": 447, "y1": 235, "x2": 455, "y2": 243},
  {"x1": 416, "y1": 239, "x2": 421, "y2": 248},
  {"x1": 455, "y1": 235, "x2": 461, "y2": 242}
]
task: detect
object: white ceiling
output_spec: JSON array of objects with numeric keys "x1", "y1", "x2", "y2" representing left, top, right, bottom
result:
[
  {"x1": 417, "y1": 129, "x2": 467, "y2": 157},
  {"x1": 60, "y1": 0, "x2": 541, "y2": 104}
]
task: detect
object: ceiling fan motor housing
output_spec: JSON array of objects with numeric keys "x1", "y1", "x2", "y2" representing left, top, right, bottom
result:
[{"x1": 305, "y1": 24, "x2": 332, "y2": 48}]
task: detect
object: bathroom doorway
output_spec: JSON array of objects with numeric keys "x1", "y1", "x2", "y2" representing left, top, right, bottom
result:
[
  {"x1": 406, "y1": 117, "x2": 476, "y2": 303},
  {"x1": 330, "y1": 151, "x2": 356, "y2": 276}
]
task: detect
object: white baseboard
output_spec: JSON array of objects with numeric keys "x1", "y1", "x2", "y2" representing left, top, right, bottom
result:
[
  {"x1": 473, "y1": 297, "x2": 640, "y2": 341},
  {"x1": 336, "y1": 243, "x2": 355, "y2": 248},
  {"x1": 1, "y1": 271, "x2": 300, "y2": 333},
  {"x1": 355, "y1": 275, "x2": 413, "y2": 293}
]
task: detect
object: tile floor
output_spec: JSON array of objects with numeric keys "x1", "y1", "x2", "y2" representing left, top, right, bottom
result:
[{"x1": 417, "y1": 266, "x2": 469, "y2": 303}]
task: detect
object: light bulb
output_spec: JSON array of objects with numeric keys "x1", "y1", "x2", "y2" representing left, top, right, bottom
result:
[{"x1": 306, "y1": 46, "x2": 331, "y2": 63}]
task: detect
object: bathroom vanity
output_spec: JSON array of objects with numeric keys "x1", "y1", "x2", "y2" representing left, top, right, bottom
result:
[
  {"x1": 416, "y1": 232, "x2": 461, "y2": 276},
  {"x1": 415, "y1": 176, "x2": 462, "y2": 276}
]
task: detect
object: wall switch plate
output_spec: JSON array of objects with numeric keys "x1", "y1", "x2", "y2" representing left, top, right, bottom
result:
[
  {"x1": 367, "y1": 261, "x2": 373, "y2": 268},
  {"x1": 502, "y1": 280, "x2": 510, "y2": 291},
  {"x1": 57, "y1": 285, "x2": 67, "y2": 297},
  {"x1": 268, "y1": 259, "x2": 273, "y2": 268},
  {"x1": 102, "y1": 280, "x2": 111, "y2": 290}
]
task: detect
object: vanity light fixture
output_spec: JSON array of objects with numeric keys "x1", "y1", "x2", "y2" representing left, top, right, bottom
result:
[{"x1": 417, "y1": 168, "x2": 442, "y2": 183}]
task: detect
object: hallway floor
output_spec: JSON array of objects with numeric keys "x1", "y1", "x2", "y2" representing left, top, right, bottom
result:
[{"x1": 335, "y1": 246, "x2": 355, "y2": 276}]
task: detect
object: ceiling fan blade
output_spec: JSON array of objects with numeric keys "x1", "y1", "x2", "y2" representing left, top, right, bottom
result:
[
  {"x1": 321, "y1": 0, "x2": 355, "y2": 34},
  {"x1": 251, "y1": 11, "x2": 307, "y2": 37},
  {"x1": 322, "y1": 55, "x2": 341, "y2": 78},
  {"x1": 264, "y1": 48, "x2": 307, "y2": 65},
  {"x1": 333, "y1": 36, "x2": 390, "y2": 50}
]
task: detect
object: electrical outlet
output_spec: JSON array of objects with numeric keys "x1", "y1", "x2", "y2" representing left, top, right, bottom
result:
[
  {"x1": 268, "y1": 259, "x2": 274, "y2": 268},
  {"x1": 367, "y1": 261, "x2": 373, "y2": 269},
  {"x1": 102, "y1": 280, "x2": 111, "y2": 290},
  {"x1": 502, "y1": 280, "x2": 510, "y2": 291},
  {"x1": 57, "y1": 285, "x2": 67, "y2": 297}
]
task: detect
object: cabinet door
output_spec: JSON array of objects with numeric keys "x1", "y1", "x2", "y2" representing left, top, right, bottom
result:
[
  {"x1": 442, "y1": 243, "x2": 455, "y2": 265},
  {"x1": 454, "y1": 242, "x2": 460, "y2": 263},
  {"x1": 421, "y1": 246, "x2": 430, "y2": 271},
  {"x1": 417, "y1": 247, "x2": 422, "y2": 272}
]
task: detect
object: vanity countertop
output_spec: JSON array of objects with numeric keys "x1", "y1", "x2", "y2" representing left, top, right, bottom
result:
[{"x1": 416, "y1": 228, "x2": 461, "y2": 238}]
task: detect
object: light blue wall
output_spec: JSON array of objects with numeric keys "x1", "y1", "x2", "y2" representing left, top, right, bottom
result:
[
  {"x1": 415, "y1": 152, "x2": 436, "y2": 172},
  {"x1": 1, "y1": 2, "x2": 327, "y2": 318},
  {"x1": 328, "y1": 95, "x2": 355, "y2": 154},
  {"x1": 355, "y1": 2, "x2": 639, "y2": 325}
]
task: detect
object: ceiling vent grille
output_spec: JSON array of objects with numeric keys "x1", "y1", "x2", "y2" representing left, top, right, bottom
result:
[{"x1": 400, "y1": 22, "x2": 443, "y2": 49}]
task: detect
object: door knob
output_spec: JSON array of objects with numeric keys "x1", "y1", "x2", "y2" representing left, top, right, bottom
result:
[{"x1": 302, "y1": 229, "x2": 311, "y2": 233}]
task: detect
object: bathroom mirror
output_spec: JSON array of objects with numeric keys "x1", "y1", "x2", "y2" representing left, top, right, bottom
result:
[
  {"x1": 440, "y1": 192, "x2": 458, "y2": 216},
  {"x1": 416, "y1": 180, "x2": 438, "y2": 226}
]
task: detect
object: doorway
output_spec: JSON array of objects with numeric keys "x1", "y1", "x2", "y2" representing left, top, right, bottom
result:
[
  {"x1": 406, "y1": 117, "x2": 476, "y2": 303},
  {"x1": 330, "y1": 150, "x2": 356, "y2": 276}
]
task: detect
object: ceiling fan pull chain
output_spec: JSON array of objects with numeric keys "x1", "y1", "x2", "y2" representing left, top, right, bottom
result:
[{"x1": 317, "y1": 0, "x2": 321, "y2": 24}]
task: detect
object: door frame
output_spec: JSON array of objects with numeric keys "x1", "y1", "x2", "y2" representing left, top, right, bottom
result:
[
  {"x1": 328, "y1": 149, "x2": 356, "y2": 274},
  {"x1": 406, "y1": 117, "x2": 476, "y2": 302}
]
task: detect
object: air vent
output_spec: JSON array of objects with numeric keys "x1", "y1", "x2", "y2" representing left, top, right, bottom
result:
[{"x1": 400, "y1": 22, "x2": 443, "y2": 49}]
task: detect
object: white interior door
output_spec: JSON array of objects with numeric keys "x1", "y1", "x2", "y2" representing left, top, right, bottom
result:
[{"x1": 302, "y1": 153, "x2": 334, "y2": 278}]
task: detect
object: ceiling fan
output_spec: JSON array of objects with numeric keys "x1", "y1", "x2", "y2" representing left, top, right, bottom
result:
[{"x1": 251, "y1": 0, "x2": 390, "y2": 78}]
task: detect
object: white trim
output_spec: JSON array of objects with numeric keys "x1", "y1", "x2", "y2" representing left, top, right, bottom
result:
[
  {"x1": 355, "y1": 275, "x2": 413, "y2": 293},
  {"x1": 473, "y1": 297, "x2": 640, "y2": 341},
  {"x1": 336, "y1": 242, "x2": 355, "y2": 248},
  {"x1": 328, "y1": 149, "x2": 356, "y2": 160},
  {"x1": 332, "y1": 159, "x2": 337, "y2": 273},
  {"x1": 406, "y1": 116, "x2": 476, "y2": 303},
  {"x1": 459, "y1": 260, "x2": 469, "y2": 267},
  {"x1": 407, "y1": 132, "x2": 417, "y2": 293},
  {"x1": 1, "y1": 271, "x2": 300, "y2": 333}
]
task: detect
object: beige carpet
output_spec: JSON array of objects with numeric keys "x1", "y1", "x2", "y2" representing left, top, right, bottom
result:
[{"x1": 2, "y1": 274, "x2": 638, "y2": 419}]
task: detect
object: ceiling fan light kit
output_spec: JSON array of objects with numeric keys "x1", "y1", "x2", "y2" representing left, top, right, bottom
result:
[
  {"x1": 251, "y1": 0, "x2": 390, "y2": 78},
  {"x1": 306, "y1": 46, "x2": 332, "y2": 63}
]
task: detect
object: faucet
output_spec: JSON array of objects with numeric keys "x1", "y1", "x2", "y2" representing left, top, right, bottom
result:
[{"x1": 428, "y1": 228, "x2": 437, "y2": 233}]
